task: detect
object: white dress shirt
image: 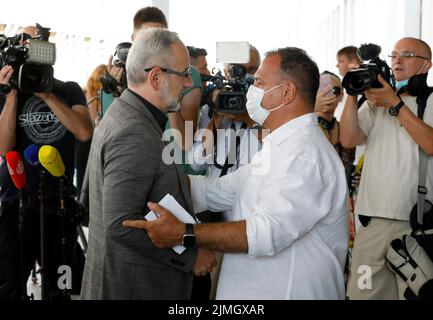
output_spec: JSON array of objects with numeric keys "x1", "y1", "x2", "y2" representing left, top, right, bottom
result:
[{"x1": 190, "y1": 113, "x2": 349, "y2": 299}]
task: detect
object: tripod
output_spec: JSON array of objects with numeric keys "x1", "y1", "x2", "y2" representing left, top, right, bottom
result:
[{"x1": 57, "y1": 178, "x2": 71, "y2": 299}]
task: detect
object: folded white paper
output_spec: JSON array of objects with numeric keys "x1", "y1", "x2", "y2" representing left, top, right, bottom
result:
[{"x1": 145, "y1": 194, "x2": 196, "y2": 254}]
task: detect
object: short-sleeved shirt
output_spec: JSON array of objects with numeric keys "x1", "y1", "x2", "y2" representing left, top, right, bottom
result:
[
  {"x1": 0, "y1": 79, "x2": 87, "y2": 202},
  {"x1": 356, "y1": 94, "x2": 433, "y2": 220}
]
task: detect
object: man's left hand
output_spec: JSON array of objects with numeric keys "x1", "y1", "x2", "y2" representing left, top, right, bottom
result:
[
  {"x1": 123, "y1": 202, "x2": 185, "y2": 248},
  {"x1": 364, "y1": 75, "x2": 401, "y2": 108}
]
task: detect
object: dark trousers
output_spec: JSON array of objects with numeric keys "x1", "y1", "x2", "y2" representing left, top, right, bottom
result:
[{"x1": 0, "y1": 199, "x2": 78, "y2": 300}]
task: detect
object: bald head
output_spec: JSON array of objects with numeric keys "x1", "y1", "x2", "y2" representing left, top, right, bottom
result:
[{"x1": 17, "y1": 26, "x2": 38, "y2": 36}]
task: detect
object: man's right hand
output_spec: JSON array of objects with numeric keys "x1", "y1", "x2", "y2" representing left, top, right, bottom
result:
[
  {"x1": 107, "y1": 55, "x2": 124, "y2": 82},
  {"x1": 0, "y1": 65, "x2": 14, "y2": 86},
  {"x1": 0, "y1": 66, "x2": 17, "y2": 99},
  {"x1": 314, "y1": 90, "x2": 338, "y2": 114},
  {"x1": 193, "y1": 248, "x2": 217, "y2": 276}
]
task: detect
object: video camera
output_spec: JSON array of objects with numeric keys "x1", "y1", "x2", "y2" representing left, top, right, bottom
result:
[
  {"x1": 100, "y1": 42, "x2": 131, "y2": 97},
  {"x1": 203, "y1": 42, "x2": 253, "y2": 114},
  {"x1": 204, "y1": 64, "x2": 254, "y2": 114},
  {"x1": 0, "y1": 23, "x2": 56, "y2": 93},
  {"x1": 342, "y1": 43, "x2": 395, "y2": 96}
]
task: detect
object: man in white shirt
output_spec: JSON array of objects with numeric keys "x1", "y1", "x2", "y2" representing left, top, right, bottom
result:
[
  {"x1": 340, "y1": 38, "x2": 433, "y2": 299},
  {"x1": 123, "y1": 47, "x2": 349, "y2": 300}
]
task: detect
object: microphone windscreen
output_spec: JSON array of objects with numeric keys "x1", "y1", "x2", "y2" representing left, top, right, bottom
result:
[
  {"x1": 38, "y1": 145, "x2": 65, "y2": 177},
  {"x1": 5, "y1": 151, "x2": 27, "y2": 189},
  {"x1": 24, "y1": 144, "x2": 40, "y2": 166}
]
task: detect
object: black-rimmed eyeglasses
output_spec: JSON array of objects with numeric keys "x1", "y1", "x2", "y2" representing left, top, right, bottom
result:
[
  {"x1": 388, "y1": 51, "x2": 429, "y2": 60},
  {"x1": 144, "y1": 66, "x2": 191, "y2": 78}
]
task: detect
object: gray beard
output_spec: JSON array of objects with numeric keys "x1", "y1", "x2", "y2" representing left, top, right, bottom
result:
[{"x1": 167, "y1": 101, "x2": 181, "y2": 113}]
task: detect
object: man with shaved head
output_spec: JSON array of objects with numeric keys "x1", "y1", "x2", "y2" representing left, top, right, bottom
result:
[{"x1": 340, "y1": 37, "x2": 433, "y2": 299}]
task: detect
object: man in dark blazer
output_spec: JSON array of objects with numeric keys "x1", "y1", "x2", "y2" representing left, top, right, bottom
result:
[{"x1": 80, "y1": 28, "x2": 216, "y2": 300}]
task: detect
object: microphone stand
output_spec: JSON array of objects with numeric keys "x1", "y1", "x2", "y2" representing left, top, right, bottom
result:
[
  {"x1": 58, "y1": 177, "x2": 70, "y2": 299},
  {"x1": 18, "y1": 189, "x2": 33, "y2": 300},
  {"x1": 39, "y1": 169, "x2": 48, "y2": 300}
]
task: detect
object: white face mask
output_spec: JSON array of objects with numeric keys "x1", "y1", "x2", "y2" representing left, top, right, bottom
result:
[{"x1": 246, "y1": 83, "x2": 286, "y2": 126}]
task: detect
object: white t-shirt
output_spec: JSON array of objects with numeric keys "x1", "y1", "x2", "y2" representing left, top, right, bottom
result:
[{"x1": 356, "y1": 94, "x2": 433, "y2": 220}]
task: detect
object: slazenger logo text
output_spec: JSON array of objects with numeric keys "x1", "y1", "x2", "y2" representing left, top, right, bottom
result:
[{"x1": 18, "y1": 112, "x2": 60, "y2": 126}]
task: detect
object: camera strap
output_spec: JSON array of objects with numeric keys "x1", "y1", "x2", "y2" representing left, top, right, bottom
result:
[
  {"x1": 213, "y1": 121, "x2": 248, "y2": 177},
  {"x1": 416, "y1": 88, "x2": 433, "y2": 225}
]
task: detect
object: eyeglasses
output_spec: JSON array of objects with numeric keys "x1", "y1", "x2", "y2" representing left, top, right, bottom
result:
[
  {"x1": 144, "y1": 66, "x2": 191, "y2": 78},
  {"x1": 388, "y1": 51, "x2": 429, "y2": 61}
]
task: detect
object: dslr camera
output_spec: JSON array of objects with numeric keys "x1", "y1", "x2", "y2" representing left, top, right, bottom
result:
[
  {"x1": 0, "y1": 23, "x2": 56, "y2": 93},
  {"x1": 342, "y1": 43, "x2": 394, "y2": 96},
  {"x1": 100, "y1": 42, "x2": 131, "y2": 97}
]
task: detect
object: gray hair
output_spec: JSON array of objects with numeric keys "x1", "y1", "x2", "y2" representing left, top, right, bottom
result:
[{"x1": 126, "y1": 28, "x2": 180, "y2": 85}]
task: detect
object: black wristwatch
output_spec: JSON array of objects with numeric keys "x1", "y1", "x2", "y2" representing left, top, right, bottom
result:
[
  {"x1": 389, "y1": 99, "x2": 405, "y2": 116},
  {"x1": 182, "y1": 223, "x2": 196, "y2": 248}
]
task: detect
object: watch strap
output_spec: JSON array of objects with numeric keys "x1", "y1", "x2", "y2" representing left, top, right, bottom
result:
[{"x1": 389, "y1": 98, "x2": 405, "y2": 116}]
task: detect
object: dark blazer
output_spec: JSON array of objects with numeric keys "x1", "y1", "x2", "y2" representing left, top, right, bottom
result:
[{"x1": 80, "y1": 90, "x2": 197, "y2": 300}]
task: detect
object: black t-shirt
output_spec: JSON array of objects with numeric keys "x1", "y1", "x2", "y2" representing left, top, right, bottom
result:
[{"x1": 0, "y1": 79, "x2": 87, "y2": 202}]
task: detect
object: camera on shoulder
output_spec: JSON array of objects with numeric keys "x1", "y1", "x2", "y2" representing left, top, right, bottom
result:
[
  {"x1": 202, "y1": 42, "x2": 254, "y2": 114},
  {"x1": 0, "y1": 23, "x2": 56, "y2": 93}
]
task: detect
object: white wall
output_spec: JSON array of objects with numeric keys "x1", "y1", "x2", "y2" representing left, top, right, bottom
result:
[{"x1": 309, "y1": 0, "x2": 423, "y2": 75}]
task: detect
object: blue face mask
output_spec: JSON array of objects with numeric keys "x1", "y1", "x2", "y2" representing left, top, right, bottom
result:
[
  {"x1": 395, "y1": 60, "x2": 428, "y2": 92},
  {"x1": 395, "y1": 79, "x2": 409, "y2": 91}
]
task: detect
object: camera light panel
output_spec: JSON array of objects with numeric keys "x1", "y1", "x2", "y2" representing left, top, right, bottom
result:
[{"x1": 27, "y1": 39, "x2": 56, "y2": 65}]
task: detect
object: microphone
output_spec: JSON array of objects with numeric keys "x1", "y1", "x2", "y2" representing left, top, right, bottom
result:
[
  {"x1": 38, "y1": 145, "x2": 65, "y2": 177},
  {"x1": 24, "y1": 144, "x2": 40, "y2": 166},
  {"x1": 5, "y1": 151, "x2": 27, "y2": 190}
]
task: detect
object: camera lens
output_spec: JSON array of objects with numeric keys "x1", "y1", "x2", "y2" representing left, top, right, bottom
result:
[{"x1": 228, "y1": 97, "x2": 240, "y2": 109}]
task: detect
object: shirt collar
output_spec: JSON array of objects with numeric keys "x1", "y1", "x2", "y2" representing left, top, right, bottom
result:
[
  {"x1": 263, "y1": 113, "x2": 318, "y2": 146},
  {"x1": 127, "y1": 89, "x2": 168, "y2": 131}
]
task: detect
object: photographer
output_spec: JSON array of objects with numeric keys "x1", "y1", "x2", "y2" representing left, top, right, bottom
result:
[
  {"x1": 315, "y1": 71, "x2": 355, "y2": 179},
  {"x1": 0, "y1": 26, "x2": 93, "y2": 300},
  {"x1": 187, "y1": 46, "x2": 210, "y2": 78},
  {"x1": 340, "y1": 38, "x2": 433, "y2": 299},
  {"x1": 188, "y1": 45, "x2": 262, "y2": 179}
]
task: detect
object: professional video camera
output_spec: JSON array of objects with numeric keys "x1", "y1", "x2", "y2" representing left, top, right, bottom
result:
[
  {"x1": 202, "y1": 42, "x2": 254, "y2": 114},
  {"x1": 203, "y1": 64, "x2": 254, "y2": 114},
  {"x1": 342, "y1": 43, "x2": 395, "y2": 96},
  {"x1": 100, "y1": 42, "x2": 131, "y2": 97},
  {"x1": 0, "y1": 23, "x2": 56, "y2": 93}
]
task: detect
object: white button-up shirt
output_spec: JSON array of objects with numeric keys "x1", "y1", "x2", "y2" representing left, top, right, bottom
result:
[{"x1": 190, "y1": 113, "x2": 349, "y2": 299}]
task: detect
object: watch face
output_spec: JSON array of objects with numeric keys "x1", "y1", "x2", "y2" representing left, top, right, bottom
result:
[
  {"x1": 182, "y1": 234, "x2": 195, "y2": 248},
  {"x1": 389, "y1": 107, "x2": 398, "y2": 116}
]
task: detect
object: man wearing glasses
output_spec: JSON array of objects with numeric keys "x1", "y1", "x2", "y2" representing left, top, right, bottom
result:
[
  {"x1": 340, "y1": 37, "x2": 433, "y2": 299},
  {"x1": 81, "y1": 28, "x2": 216, "y2": 300}
]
